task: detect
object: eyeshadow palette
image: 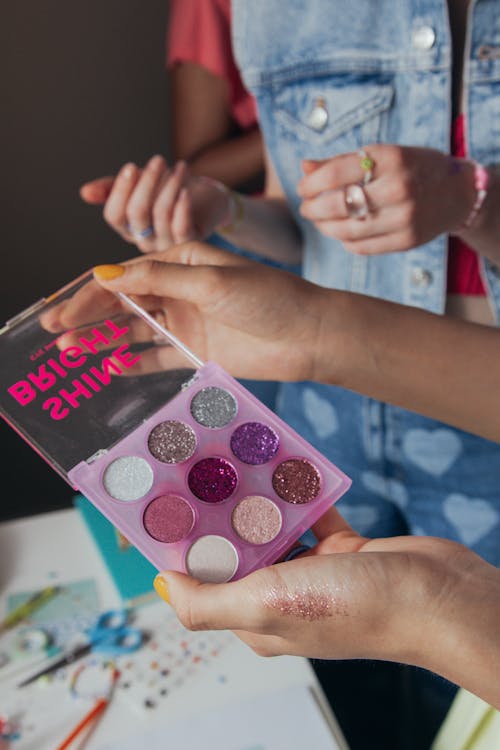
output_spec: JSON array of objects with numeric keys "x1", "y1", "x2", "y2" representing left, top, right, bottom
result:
[{"x1": 0, "y1": 272, "x2": 351, "y2": 583}]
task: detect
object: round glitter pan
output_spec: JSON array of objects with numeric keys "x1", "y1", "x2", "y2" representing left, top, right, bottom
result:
[
  {"x1": 230, "y1": 422, "x2": 279, "y2": 465},
  {"x1": 148, "y1": 420, "x2": 196, "y2": 464},
  {"x1": 231, "y1": 496, "x2": 282, "y2": 545},
  {"x1": 185, "y1": 535, "x2": 239, "y2": 583},
  {"x1": 187, "y1": 457, "x2": 237, "y2": 503},
  {"x1": 103, "y1": 456, "x2": 154, "y2": 502},
  {"x1": 272, "y1": 459, "x2": 321, "y2": 504},
  {"x1": 190, "y1": 387, "x2": 238, "y2": 428},
  {"x1": 143, "y1": 494, "x2": 195, "y2": 543}
]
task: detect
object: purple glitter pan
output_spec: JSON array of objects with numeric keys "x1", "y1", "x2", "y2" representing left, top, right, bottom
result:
[
  {"x1": 188, "y1": 457, "x2": 238, "y2": 503},
  {"x1": 1, "y1": 275, "x2": 351, "y2": 585},
  {"x1": 230, "y1": 422, "x2": 279, "y2": 465}
]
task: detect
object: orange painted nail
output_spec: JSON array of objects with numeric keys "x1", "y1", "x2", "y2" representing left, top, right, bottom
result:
[
  {"x1": 93, "y1": 264, "x2": 126, "y2": 281},
  {"x1": 154, "y1": 574, "x2": 170, "y2": 605}
]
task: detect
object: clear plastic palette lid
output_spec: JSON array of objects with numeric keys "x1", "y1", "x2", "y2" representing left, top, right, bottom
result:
[{"x1": 0, "y1": 271, "x2": 202, "y2": 483}]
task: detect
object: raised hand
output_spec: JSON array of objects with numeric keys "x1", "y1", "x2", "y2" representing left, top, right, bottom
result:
[
  {"x1": 80, "y1": 157, "x2": 230, "y2": 253},
  {"x1": 297, "y1": 145, "x2": 477, "y2": 255}
]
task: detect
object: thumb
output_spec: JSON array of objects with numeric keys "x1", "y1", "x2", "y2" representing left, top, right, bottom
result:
[
  {"x1": 153, "y1": 571, "x2": 253, "y2": 631},
  {"x1": 80, "y1": 176, "x2": 115, "y2": 204}
]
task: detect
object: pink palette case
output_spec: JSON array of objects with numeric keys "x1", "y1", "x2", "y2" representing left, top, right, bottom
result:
[{"x1": 0, "y1": 272, "x2": 351, "y2": 583}]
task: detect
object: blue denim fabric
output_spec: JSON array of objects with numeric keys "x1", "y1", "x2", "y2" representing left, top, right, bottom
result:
[
  {"x1": 233, "y1": 0, "x2": 500, "y2": 315},
  {"x1": 278, "y1": 383, "x2": 500, "y2": 565}
]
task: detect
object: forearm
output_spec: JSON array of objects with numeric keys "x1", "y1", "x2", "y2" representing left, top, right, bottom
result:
[
  {"x1": 186, "y1": 129, "x2": 265, "y2": 190},
  {"x1": 415, "y1": 556, "x2": 500, "y2": 709},
  {"x1": 456, "y1": 165, "x2": 500, "y2": 266},
  {"x1": 314, "y1": 289, "x2": 500, "y2": 441},
  {"x1": 215, "y1": 194, "x2": 303, "y2": 264}
]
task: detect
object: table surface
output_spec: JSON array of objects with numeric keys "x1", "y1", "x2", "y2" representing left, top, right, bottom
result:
[{"x1": 0, "y1": 508, "x2": 347, "y2": 750}]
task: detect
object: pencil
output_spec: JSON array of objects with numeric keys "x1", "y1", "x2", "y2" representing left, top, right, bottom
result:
[
  {"x1": 55, "y1": 697, "x2": 108, "y2": 750},
  {"x1": 0, "y1": 586, "x2": 61, "y2": 634}
]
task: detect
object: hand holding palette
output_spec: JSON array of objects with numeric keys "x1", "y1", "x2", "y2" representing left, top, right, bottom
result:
[{"x1": 0, "y1": 272, "x2": 351, "y2": 583}]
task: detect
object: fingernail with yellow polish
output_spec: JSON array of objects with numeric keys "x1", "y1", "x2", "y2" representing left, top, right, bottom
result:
[
  {"x1": 93, "y1": 264, "x2": 126, "y2": 282},
  {"x1": 154, "y1": 574, "x2": 170, "y2": 605}
]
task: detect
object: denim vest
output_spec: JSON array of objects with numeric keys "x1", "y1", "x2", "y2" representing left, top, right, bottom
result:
[{"x1": 232, "y1": 0, "x2": 500, "y2": 320}]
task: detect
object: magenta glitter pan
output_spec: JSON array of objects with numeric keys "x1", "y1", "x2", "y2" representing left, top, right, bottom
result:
[{"x1": 0, "y1": 272, "x2": 351, "y2": 583}]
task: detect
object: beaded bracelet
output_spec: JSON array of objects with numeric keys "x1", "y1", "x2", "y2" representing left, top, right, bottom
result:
[
  {"x1": 197, "y1": 176, "x2": 245, "y2": 233},
  {"x1": 462, "y1": 161, "x2": 489, "y2": 230}
]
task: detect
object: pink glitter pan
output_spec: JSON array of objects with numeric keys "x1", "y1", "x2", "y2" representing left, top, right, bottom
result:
[{"x1": 0, "y1": 272, "x2": 351, "y2": 583}]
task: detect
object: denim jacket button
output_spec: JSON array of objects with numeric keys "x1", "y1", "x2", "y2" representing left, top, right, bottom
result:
[
  {"x1": 307, "y1": 98, "x2": 329, "y2": 131},
  {"x1": 411, "y1": 268, "x2": 433, "y2": 286},
  {"x1": 411, "y1": 26, "x2": 436, "y2": 51}
]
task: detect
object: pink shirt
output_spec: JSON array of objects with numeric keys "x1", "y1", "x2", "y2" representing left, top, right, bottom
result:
[
  {"x1": 167, "y1": 0, "x2": 258, "y2": 131},
  {"x1": 447, "y1": 114, "x2": 486, "y2": 296}
]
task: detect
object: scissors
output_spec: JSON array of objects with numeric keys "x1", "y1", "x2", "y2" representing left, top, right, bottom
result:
[{"x1": 18, "y1": 609, "x2": 143, "y2": 688}]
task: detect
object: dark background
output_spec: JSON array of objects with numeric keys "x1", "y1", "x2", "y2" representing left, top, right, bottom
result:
[{"x1": 1, "y1": 1, "x2": 171, "y2": 520}]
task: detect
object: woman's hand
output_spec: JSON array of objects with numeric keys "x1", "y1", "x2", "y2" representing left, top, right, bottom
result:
[
  {"x1": 297, "y1": 145, "x2": 477, "y2": 255},
  {"x1": 151, "y1": 506, "x2": 465, "y2": 662},
  {"x1": 153, "y1": 507, "x2": 500, "y2": 708},
  {"x1": 80, "y1": 156, "x2": 230, "y2": 253},
  {"x1": 43, "y1": 243, "x2": 328, "y2": 382}
]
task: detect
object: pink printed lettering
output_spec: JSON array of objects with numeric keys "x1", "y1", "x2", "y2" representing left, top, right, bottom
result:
[
  {"x1": 43, "y1": 397, "x2": 70, "y2": 421},
  {"x1": 8, "y1": 381, "x2": 37, "y2": 406},
  {"x1": 112, "y1": 344, "x2": 141, "y2": 369},
  {"x1": 27, "y1": 365, "x2": 57, "y2": 392},
  {"x1": 79, "y1": 328, "x2": 110, "y2": 355},
  {"x1": 59, "y1": 379, "x2": 93, "y2": 408}
]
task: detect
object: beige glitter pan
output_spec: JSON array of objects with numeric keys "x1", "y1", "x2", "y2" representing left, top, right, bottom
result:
[{"x1": 0, "y1": 272, "x2": 351, "y2": 582}]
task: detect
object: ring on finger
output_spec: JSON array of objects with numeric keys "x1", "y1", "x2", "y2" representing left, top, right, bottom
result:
[
  {"x1": 358, "y1": 149, "x2": 375, "y2": 185},
  {"x1": 344, "y1": 183, "x2": 370, "y2": 220},
  {"x1": 127, "y1": 224, "x2": 155, "y2": 240}
]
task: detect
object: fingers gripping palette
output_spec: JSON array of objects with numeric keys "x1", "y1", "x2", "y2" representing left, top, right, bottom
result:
[{"x1": 0, "y1": 272, "x2": 351, "y2": 583}]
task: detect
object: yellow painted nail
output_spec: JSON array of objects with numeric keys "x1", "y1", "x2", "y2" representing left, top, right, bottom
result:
[
  {"x1": 154, "y1": 574, "x2": 170, "y2": 605},
  {"x1": 93, "y1": 264, "x2": 126, "y2": 281}
]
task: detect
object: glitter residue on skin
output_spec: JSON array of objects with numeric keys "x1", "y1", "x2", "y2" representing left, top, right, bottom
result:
[
  {"x1": 230, "y1": 422, "x2": 279, "y2": 465},
  {"x1": 186, "y1": 535, "x2": 239, "y2": 582},
  {"x1": 266, "y1": 588, "x2": 335, "y2": 621},
  {"x1": 148, "y1": 420, "x2": 196, "y2": 464},
  {"x1": 103, "y1": 456, "x2": 154, "y2": 502},
  {"x1": 188, "y1": 457, "x2": 237, "y2": 502},
  {"x1": 231, "y1": 496, "x2": 282, "y2": 544},
  {"x1": 143, "y1": 494, "x2": 194, "y2": 543},
  {"x1": 190, "y1": 387, "x2": 238, "y2": 428},
  {"x1": 263, "y1": 571, "x2": 345, "y2": 622},
  {"x1": 272, "y1": 459, "x2": 321, "y2": 504}
]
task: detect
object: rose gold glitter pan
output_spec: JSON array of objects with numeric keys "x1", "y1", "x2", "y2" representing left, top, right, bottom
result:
[{"x1": 0, "y1": 271, "x2": 351, "y2": 582}]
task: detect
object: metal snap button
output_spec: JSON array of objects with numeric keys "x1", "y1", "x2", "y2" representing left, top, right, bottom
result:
[
  {"x1": 411, "y1": 26, "x2": 436, "y2": 51},
  {"x1": 411, "y1": 268, "x2": 433, "y2": 287},
  {"x1": 307, "y1": 97, "x2": 329, "y2": 131}
]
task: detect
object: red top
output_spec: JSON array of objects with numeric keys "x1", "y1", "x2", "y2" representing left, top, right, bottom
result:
[
  {"x1": 447, "y1": 114, "x2": 486, "y2": 295},
  {"x1": 166, "y1": 0, "x2": 258, "y2": 131}
]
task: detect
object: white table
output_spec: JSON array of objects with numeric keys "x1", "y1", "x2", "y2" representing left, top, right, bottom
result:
[{"x1": 0, "y1": 509, "x2": 347, "y2": 749}]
